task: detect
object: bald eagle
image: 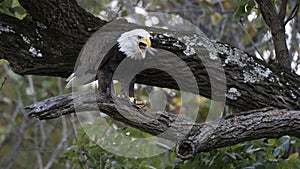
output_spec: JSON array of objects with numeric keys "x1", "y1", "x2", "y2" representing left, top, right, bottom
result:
[{"x1": 66, "y1": 29, "x2": 153, "y2": 101}]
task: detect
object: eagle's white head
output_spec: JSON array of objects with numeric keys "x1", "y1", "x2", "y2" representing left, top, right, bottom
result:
[{"x1": 117, "y1": 29, "x2": 152, "y2": 60}]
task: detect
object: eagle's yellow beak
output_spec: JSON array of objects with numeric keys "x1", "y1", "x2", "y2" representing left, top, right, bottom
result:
[
  {"x1": 143, "y1": 37, "x2": 151, "y2": 48},
  {"x1": 138, "y1": 37, "x2": 151, "y2": 59}
]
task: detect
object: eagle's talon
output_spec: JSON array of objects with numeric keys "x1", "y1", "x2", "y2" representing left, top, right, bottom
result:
[
  {"x1": 129, "y1": 97, "x2": 136, "y2": 104},
  {"x1": 129, "y1": 97, "x2": 146, "y2": 107},
  {"x1": 135, "y1": 100, "x2": 146, "y2": 106}
]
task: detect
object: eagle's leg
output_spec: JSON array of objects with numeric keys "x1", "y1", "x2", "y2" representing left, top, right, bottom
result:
[
  {"x1": 127, "y1": 77, "x2": 136, "y2": 103},
  {"x1": 97, "y1": 69, "x2": 113, "y2": 102},
  {"x1": 128, "y1": 77, "x2": 145, "y2": 105},
  {"x1": 128, "y1": 77, "x2": 135, "y2": 98}
]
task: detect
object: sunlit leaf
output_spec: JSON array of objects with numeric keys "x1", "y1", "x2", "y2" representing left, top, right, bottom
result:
[{"x1": 288, "y1": 153, "x2": 299, "y2": 160}]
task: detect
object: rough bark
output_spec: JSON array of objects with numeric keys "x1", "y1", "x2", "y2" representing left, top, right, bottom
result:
[
  {"x1": 257, "y1": 0, "x2": 291, "y2": 70},
  {"x1": 176, "y1": 108, "x2": 300, "y2": 160},
  {"x1": 0, "y1": 0, "x2": 105, "y2": 77},
  {"x1": 0, "y1": 0, "x2": 299, "y2": 112},
  {"x1": 25, "y1": 91, "x2": 193, "y2": 141},
  {"x1": 24, "y1": 91, "x2": 300, "y2": 160}
]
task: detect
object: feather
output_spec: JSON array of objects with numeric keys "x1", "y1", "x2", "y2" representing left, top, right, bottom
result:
[{"x1": 117, "y1": 29, "x2": 151, "y2": 60}]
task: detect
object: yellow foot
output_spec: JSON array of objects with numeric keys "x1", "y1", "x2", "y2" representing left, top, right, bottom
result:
[
  {"x1": 129, "y1": 97, "x2": 136, "y2": 103},
  {"x1": 129, "y1": 97, "x2": 146, "y2": 106}
]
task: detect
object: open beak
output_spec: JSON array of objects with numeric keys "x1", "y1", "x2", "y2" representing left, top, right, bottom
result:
[{"x1": 138, "y1": 37, "x2": 151, "y2": 59}]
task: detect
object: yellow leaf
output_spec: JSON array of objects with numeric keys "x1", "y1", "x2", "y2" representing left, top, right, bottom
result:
[
  {"x1": 288, "y1": 152, "x2": 299, "y2": 160},
  {"x1": 247, "y1": 26, "x2": 257, "y2": 37},
  {"x1": 211, "y1": 12, "x2": 222, "y2": 24},
  {"x1": 173, "y1": 97, "x2": 182, "y2": 105},
  {"x1": 222, "y1": 0, "x2": 231, "y2": 10}
]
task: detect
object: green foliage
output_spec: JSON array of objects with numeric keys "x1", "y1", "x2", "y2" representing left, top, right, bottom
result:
[
  {"x1": 60, "y1": 127, "x2": 178, "y2": 169},
  {"x1": 0, "y1": 60, "x2": 70, "y2": 168},
  {"x1": 0, "y1": 0, "x2": 25, "y2": 18},
  {"x1": 61, "y1": 127, "x2": 300, "y2": 169},
  {"x1": 233, "y1": 0, "x2": 256, "y2": 20}
]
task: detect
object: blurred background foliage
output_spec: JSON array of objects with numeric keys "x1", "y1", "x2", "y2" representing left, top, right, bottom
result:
[{"x1": 0, "y1": 0, "x2": 300, "y2": 168}]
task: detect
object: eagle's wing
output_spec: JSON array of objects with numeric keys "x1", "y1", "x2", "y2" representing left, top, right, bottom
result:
[{"x1": 66, "y1": 30, "x2": 124, "y2": 88}]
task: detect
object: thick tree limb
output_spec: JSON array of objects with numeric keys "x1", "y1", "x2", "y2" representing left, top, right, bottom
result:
[
  {"x1": 24, "y1": 91, "x2": 300, "y2": 160},
  {"x1": 0, "y1": 0, "x2": 105, "y2": 77},
  {"x1": 176, "y1": 108, "x2": 300, "y2": 160},
  {"x1": 0, "y1": 1, "x2": 299, "y2": 111},
  {"x1": 25, "y1": 91, "x2": 193, "y2": 141}
]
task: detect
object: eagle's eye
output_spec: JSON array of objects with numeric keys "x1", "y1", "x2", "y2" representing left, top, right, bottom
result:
[
  {"x1": 137, "y1": 35, "x2": 143, "y2": 39},
  {"x1": 139, "y1": 42, "x2": 147, "y2": 50}
]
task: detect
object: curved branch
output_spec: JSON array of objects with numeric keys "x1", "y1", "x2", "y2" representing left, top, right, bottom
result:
[
  {"x1": 176, "y1": 108, "x2": 300, "y2": 160},
  {"x1": 25, "y1": 91, "x2": 193, "y2": 142},
  {"x1": 0, "y1": 0, "x2": 299, "y2": 111},
  {"x1": 24, "y1": 91, "x2": 300, "y2": 160}
]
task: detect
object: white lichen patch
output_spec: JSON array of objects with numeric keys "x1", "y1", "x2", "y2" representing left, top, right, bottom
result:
[
  {"x1": 178, "y1": 35, "x2": 198, "y2": 47},
  {"x1": 37, "y1": 22, "x2": 47, "y2": 29},
  {"x1": 218, "y1": 45, "x2": 273, "y2": 83},
  {"x1": 207, "y1": 43, "x2": 218, "y2": 60},
  {"x1": 243, "y1": 67, "x2": 272, "y2": 83},
  {"x1": 177, "y1": 34, "x2": 218, "y2": 59},
  {"x1": 269, "y1": 76, "x2": 282, "y2": 86},
  {"x1": 35, "y1": 29, "x2": 42, "y2": 39},
  {"x1": 289, "y1": 90, "x2": 297, "y2": 100},
  {"x1": 183, "y1": 45, "x2": 196, "y2": 56},
  {"x1": 163, "y1": 33, "x2": 173, "y2": 37},
  {"x1": 21, "y1": 34, "x2": 31, "y2": 44},
  {"x1": 173, "y1": 40, "x2": 182, "y2": 48},
  {"x1": 29, "y1": 46, "x2": 43, "y2": 57},
  {"x1": 178, "y1": 35, "x2": 197, "y2": 56},
  {"x1": 0, "y1": 24, "x2": 15, "y2": 34},
  {"x1": 225, "y1": 87, "x2": 241, "y2": 100},
  {"x1": 214, "y1": 43, "x2": 228, "y2": 55},
  {"x1": 224, "y1": 48, "x2": 250, "y2": 68}
]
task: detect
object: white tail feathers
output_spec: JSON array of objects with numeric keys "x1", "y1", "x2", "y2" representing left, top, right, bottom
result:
[
  {"x1": 65, "y1": 73, "x2": 76, "y2": 88},
  {"x1": 65, "y1": 73, "x2": 96, "y2": 88},
  {"x1": 66, "y1": 73, "x2": 75, "y2": 81}
]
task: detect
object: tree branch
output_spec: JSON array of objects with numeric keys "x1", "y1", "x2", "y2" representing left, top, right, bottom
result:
[
  {"x1": 279, "y1": 0, "x2": 288, "y2": 21},
  {"x1": 24, "y1": 91, "x2": 300, "y2": 160},
  {"x1": 0, "y1": 1, "x2": 299, "y2": 111},
  {"x1": 176, "y1": 108, "x2": 300, "y2": 160},
  {"x1": 285, "y1": 3, "x2": 299, "y2": 25},
  {"x1": 256, "y1": 0, "x2": 291, "y2": 70},
  {"x1": 25, "y1": 91, "x2": 193, "y2": 142}
]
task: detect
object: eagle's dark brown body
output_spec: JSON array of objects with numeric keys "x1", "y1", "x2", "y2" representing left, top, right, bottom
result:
[{"x1": 97, "y1": 44, "x2": 135, "y2": 100}]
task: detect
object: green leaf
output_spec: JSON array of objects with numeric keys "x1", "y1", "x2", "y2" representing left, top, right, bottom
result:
[
  {"x1": 224, "y1": 151, "x2": 237, "y2": 160},
  {"x1": 0, "y1": 0, "x2": 13, "y2": 8},
  {"x1": 12, "y1": 6, "x2": 26, "y2": 15},
  {"x1": 245, "y1": 145, "x2": 262, "y2": 153},
  {"x1": 66, "y1": 145, "x2": 78, "y2": 152}
]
